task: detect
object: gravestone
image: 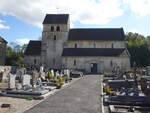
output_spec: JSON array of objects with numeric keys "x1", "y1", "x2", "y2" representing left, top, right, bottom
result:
[
  {"x1": 56, "y1": 71, "x2": 59, "y2": 77},
  {"x1": 9, "y1": 74, "x2": 16, "y2": 89},
  {"x1": 36, "y1": 77, "x2": 43, "y2": 87},
  {"x1": 22, "y1": 74, "x2": 31, "y2": 86},
  {"x1": 40, "y1": 66, "x2": 44, "y2": 73},
  {"x1": 51, "y1": 69, "x2": 54, "y2": 77},
  {"x1": 0, "y1": 72, "x2": 3, "y2": 82},
  {"x1": 66, "y1": 69, "x2": 70, "y2": 78},
  {"x1": 31, "y1": 71, "x2": 39, "y2": 87}
]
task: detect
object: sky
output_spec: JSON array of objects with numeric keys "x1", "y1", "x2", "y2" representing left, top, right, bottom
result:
[{"x1": 0, "y1": 0, "x2": 150, "y2": 45}]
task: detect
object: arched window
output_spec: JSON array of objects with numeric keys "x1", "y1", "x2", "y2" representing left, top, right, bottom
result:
[
  {"x1": 34, "y1": 59, "x2": 37, "y2": 64},
  {"x1": 74, "y1": 60, "x2": 76, "y2": 66},
  {"x1": 94, "y1": 43, "x2": 96, "y2": 48},
  {"x1": 56, "y1": 26, "x2": 60, "y2": 31},
  {"x1": 74, "y1": 43, "x2": 77, "y2": 48},
  {"x1": 111, "y1": 43, "x2": 114, "y2": 48},
  {"x1": 51, "y1": 26, "x2": 54, "y2": 31},
  {"x1": 54, "y1": 35, "x2": 56, "y2": 40},
  {"x1": 53, "y1": 58, "x2": 55, "y2": 65}
]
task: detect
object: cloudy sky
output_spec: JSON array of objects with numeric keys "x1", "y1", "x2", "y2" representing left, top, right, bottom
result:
[{"x1": 0, "y1": 0, "x2": 150, "y2": 45}]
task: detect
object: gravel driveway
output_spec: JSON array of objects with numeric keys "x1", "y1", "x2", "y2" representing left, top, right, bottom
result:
[{"x1": 24, "y1": 75, "x2": 102, "y2": 113}]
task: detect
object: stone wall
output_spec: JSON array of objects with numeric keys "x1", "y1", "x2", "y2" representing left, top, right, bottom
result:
[
  {"x1": 24, "y1": 56, "x2": 41, "y2": 67},
  {"x1": 67, "y1": 40, "x2": 126, "y2": 48},
  {"x1": 62, "y1": 56, "x2": 130, "y2": 73}
]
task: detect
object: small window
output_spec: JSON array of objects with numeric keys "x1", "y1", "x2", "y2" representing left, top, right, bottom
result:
[
  {"x1": 51, "y1": 26, "x2": 54, "y2": 31},
  {"x1": 56, "y1": 26, "x2": 60, "y2": 31},
  {"x1": 34, "y1": 59, "x2": 37, "y2": 64},
  {"x1": 94, "y1": 43, "x2": 96, "y2": 48},
  {"x1": 74, "y1": 43, "x2": 77, "y2": 48},
  {"x1": 74, "y1": 60, "x2": 76, "y2": 66},
  {"x1": 110, "y1": 60, "x2": 113, "y2": 67},
  {"x1": 54, "y1": 35, "x2": 56, "y2": 40},
  {"x1": 53, "y1": 58, "x2": 55, "y2": 65},
  {"x1": 111, "y1": 43, "x2": 114, "y2": 48}
]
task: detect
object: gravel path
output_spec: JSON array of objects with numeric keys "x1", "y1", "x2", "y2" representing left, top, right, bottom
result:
[{"x1": 24, "y1": 75, "x2": 102, "y2": 113}]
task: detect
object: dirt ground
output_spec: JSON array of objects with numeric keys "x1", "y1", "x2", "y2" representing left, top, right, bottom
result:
[{"x1": 0, "y1": 97, "x2": 40, "y2": 113}]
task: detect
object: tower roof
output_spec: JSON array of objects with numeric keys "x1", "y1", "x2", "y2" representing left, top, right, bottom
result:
[{"x1": 43, "y1": 14, "x2": 69, "y2": 24}]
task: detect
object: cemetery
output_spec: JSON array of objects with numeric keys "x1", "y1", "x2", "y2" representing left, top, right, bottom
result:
[
  {"x1": 0, "y1": 66, "x2": 82, "y2": 113},
  {"x1": 102, "y1": 66, "x2": 150, "y2": 113}
]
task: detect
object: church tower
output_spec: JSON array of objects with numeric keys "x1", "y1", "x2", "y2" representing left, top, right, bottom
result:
[{"x1": 41, "y1": 14, "x2": 70, "y2": 69}]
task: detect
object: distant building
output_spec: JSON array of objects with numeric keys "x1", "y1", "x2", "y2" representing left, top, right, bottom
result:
[
  {"x1": 0, "y1": 36, "x2": 7, "y2": 65},
  {"x1": 24, "y1": 14, "x2": 130, "y2": 73}
]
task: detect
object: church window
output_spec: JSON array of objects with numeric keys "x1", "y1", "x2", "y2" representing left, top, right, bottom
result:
[
  {"x1": 53, "y1": 58, "x2": 55, "y2": 65},
  {"x1": 54, "y1": 35, "x2": 56, "y2": 40},
  {"x1": 94, "y1": 43, "x2": 96, "y2": 48},
  {"x1": 110, "y1": 60, "x2": 113, "y2": 67},
  {"x1": 74, "y1": 60, "x2": 76, "y2": 66},
  {"x1": 74, "y1": 43, "x2": 77, "y2": 48},
  {"x1": 56, "y1": 26, "x2": 60, "y2": 31},
  {"x1": 111, "y1": 43, "x2": 114, "y2": 48},
  {"x1": 51, "y1": 26, "x2": 54, "y2": 31},
  {"x1": 34, "y1": 59, "x2": 37, "y2": 64}
]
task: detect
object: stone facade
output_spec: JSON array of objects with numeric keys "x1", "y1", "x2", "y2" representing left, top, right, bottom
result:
[
  {"x1": 67, "y1": 40, "x2": 125, "y2": 48},
  {"x1": 62, "y1": 52, "x2": 130, "y2": 73},
  {"x1": 24, "y1": 56, "x2": 41, "y2": 68},
  {"x1": 0, "y1": 37, "x2": 7, "y2": 66}
]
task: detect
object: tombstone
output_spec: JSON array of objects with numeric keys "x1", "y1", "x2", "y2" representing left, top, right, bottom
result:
[
  {"x1": 66, "y1": 69, "x2": 70, "y2": 78},
  {"x1": 0, "y1": 71, "x2": 3, "y2": 82},
  {"x1": 36, "y1": 77, "x2": 43, "y2": 87},
  {"x1": 51, "y1": 69, "x2": 54, "y2": 78},
  {"x1": 64, "y1": 69, "x2": 67, "y2": 76},
  {"x1": 31, "y1": 71, "x2": 39, "y2": 87},
  {"x1": 22, "y1": 74, "x2": 31, "y2": 86},
  {"x1": 56, "y1": 71, "x2": 59, "y2": 77},
  {"x1": 40, "y1": 66, "x2": 44, "y2": 73},
  {"x1": 9, "y1": 73, "x2": 16, "y2": 89}
]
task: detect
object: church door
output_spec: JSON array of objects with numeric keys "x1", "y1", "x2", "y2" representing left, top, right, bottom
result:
[{"x1": 91, "y1": 63, "x2": 97, "y2": 73}]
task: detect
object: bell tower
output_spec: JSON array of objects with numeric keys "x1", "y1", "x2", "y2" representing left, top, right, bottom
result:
[{"x1": 41, "y1": 14, "x2": 70, "y2": 69}]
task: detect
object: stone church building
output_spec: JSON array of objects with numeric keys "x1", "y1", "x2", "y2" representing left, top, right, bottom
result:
[
  {"x1": 0, "y1": 36, "x2": 7, "y2": 65},
  {"x1": 24, "y1": 14, "x2": 130, "y2": 73}
]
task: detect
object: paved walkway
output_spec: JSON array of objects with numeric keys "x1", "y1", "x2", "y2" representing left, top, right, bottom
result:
[{"x1": 24, "y1": 75, "x2": 102, "y2": 113}]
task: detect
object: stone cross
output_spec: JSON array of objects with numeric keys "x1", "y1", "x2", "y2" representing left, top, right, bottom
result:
[{"x1": 9, "y1": 73, "x2": 16, "y2": 89}]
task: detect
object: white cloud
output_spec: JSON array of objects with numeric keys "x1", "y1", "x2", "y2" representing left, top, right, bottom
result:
[
  {"x1": 0, "y1": 19, "x2": 10, "y2": 29},
  {"x1": 123, "y1": 0, "x2": 150, "y2": 16},
  {"x1": 16, "y1": 38, "x2": 30, "y2": 45},
  {"x1": 0, "y1": 0, "x2": 150, "y2": 28},
  {"x1": 0, "y1": 0, "x2": 124, "y2": 28}
]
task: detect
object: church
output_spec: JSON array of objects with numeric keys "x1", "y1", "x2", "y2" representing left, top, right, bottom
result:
[{"x1": 24, "y1": 14, "x2": 131, "y2": 73}]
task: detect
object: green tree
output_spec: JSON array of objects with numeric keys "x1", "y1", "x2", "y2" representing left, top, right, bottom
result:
[
  {"x1": 5, "y1": 43, "x2": 27, "y2": 67},
  {"x1": 126, "y1": 32, "x2": 150, "y2": 67}
]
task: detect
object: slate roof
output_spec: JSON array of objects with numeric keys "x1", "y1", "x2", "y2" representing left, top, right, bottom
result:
[
  {"x1": 43, "y1": 14, "x2": 69, "y2": 24},
  {"x1": 0, "y1": 36, "x2": 7, "y2": 43},
  {"x1": 24, "y1": 41, "x2": 41, "y2": 56},
  {"x1": 62, "y1": 48, "x2": 125, "y2": 57},
  {"x1": 68, "y1": 28, "x2": 125, "y2": 41}
]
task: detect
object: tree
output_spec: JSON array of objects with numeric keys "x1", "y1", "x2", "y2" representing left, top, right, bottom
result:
[
  {"x1": 5, "y1": 43, "x2": 27, "y2": 67},
  {"x1": 126, "y1": 32, "x2": 150, "y2": 67}
]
